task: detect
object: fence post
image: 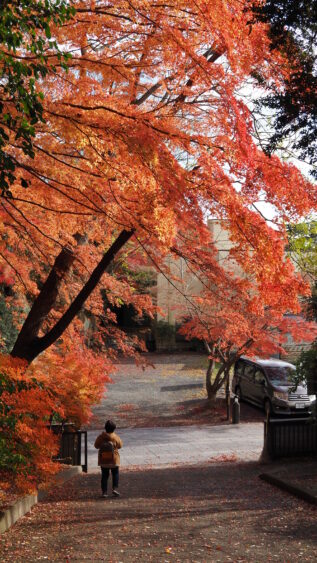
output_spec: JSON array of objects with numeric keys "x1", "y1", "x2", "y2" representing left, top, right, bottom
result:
[
  {"x1": 83, "y1": 431, "x2": 88, "y2": 473},
  {"x1": 232, "y1": 395, "x2": 240, "y2": 424}
]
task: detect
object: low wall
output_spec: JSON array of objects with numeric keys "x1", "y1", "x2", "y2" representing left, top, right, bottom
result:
[{"x1": 0, "y1": 466, "x2": 82, "y2": 535}]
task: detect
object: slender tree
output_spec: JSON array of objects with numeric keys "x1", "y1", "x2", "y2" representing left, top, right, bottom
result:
[{"x1": 178, "y1": 253, "x2": 316, "y2": 403}]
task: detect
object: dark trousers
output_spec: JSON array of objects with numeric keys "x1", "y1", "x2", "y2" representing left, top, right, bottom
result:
[{"x1": 101, "y1": 467, "x2": 119, "y2": 493}]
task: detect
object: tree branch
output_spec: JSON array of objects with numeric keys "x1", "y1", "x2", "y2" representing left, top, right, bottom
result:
[
  {"x1": 11, "y1": 229, "x2": 134, "y2": 363},
  {"x1": 11, "y1": 247, "x2": 75, "y2": 361}
]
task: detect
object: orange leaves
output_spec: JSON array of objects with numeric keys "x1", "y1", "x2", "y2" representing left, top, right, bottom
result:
[
  {"x1": 0, "y1": 342, "x2": 113, "y2": 491},
  {"x1": 0, "y1": 354, "x2": 60, "y2": 492},
  {"x1": 0, "y1": 354, "x2": 28, "y2": 380},
  {"x1": 0, "y1": 1, "x2": 316, "y2": 422},
  {"x1": 35, "y1": 341, "x2": 114, "y2": 427},
  {"x1": 1, "y1": 0, "x2": 315, "y2": 319},
  {"x1": 0, "y1": 265, "x2": 15, "y2": 286}
]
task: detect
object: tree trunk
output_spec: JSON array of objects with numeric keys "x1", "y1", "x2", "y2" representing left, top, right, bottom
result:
[
  {"x1": 206, "y1": 358, "x2": 215, "y2": 404},
  {"x1": 206, "y1": 363, "x2": 231, "y2": 407},
  {"x1": 11, "y1": 247, "x2": 75, "y2": 362},
  {"x1": 11, "y1": 229, "x2": 134, "y2": 364},
  {"x1": 207, "y1": 390, "x2": 218, "y2": 406}
]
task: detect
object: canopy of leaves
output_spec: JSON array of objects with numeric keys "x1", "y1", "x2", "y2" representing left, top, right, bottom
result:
[
  {"x1": 1, "y1": 1, "x2": 315, "y2": 323},
  {"x1": 249, "y1": 0, "x2": 317, "y2": 176},
  {"x1": 0, "y1": 0, "x2": 315, "y2": 367},
  {"x1": 0, "y1": 0, "x2": 74, "y2": 197}
]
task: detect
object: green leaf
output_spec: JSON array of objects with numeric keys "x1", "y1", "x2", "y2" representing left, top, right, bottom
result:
[{"x1": 44, "y1": 24, "x2": 51, "y2": 39}]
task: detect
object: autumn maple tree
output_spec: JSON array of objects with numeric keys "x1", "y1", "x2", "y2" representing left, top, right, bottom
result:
[
  {"x1": 1, "y1": 0, "x2": 315, "y2": 362},
  {"x1": 178, "y1": 255, "x2": 317, "y2": 403},
  {"x1": 0, "y1": 1, "x2": 317, "y2": 488}
]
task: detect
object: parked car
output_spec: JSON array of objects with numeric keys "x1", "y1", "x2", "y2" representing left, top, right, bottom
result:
[{"x1": 231, "y1": 357, "x2": 316, "y2": 416}]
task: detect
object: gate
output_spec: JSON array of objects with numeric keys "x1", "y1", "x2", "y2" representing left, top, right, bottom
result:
[
  {"x1": 50, "y1": 424, "x2": 88, "y2": 472},
  {"x1": 265, "y1": 417, "x2": 317, "y2": 460}
]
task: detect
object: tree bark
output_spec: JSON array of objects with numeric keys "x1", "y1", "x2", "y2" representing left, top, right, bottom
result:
[
  {"x1": 206, "y1": 362, "x2": 233, "y2": 406},
  {"x1": 11, "y1": 247, "x2": 75, "y2": 362},
  {"x1": 11, "y1": 229, "x2": 134, "y2": 363},
  {"x1": 206, "y1": 357, "x2": 214, "y2": 401}
]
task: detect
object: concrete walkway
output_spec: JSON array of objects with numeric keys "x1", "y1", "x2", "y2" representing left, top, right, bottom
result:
[
  {"x1": 87, "y1": 422, "x2": 264, "y2": 471},
  {"x1": 2, "y1": 459, "x2": 317, "y2": 562}
]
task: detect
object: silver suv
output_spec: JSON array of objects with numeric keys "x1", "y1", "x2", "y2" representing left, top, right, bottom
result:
[{"x1": 232, "y1": 357, "x2": 316, "y2": 417}]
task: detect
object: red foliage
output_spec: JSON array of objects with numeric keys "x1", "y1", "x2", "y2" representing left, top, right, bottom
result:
[
  {"x1": 0, "y1": 1, "x2": 315, "y2": 337},
  {"x1": 0, "y1": 343, "x2": 113, "y2": 491},
  {"x1": 0, "y1": 355, "x2": 60, "y2": 493}
]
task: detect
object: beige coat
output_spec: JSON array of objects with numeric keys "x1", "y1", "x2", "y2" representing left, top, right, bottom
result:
[{"x1": 94, "y1": 431, "x2": 123, "y2": 468}]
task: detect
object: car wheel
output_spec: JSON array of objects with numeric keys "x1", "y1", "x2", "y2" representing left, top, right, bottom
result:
[
  {"x1": 264, "y1": 399, "x2": 272, "y2": 418},
  {"x1": 235, "y1": 386, "x2": 242, "y2": 402}
]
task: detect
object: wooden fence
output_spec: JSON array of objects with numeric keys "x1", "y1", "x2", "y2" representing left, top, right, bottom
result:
[
  {"x1": 50, "y1": 424, "x2": 88, "y2": 472},
  {"x1": 265, "y1": 417, "x2": 317, "y2": 460}
]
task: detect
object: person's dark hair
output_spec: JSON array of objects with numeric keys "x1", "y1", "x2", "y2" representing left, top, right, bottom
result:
[{"x1": 105, "y1": 420, "x2": 116, "y2": 433}]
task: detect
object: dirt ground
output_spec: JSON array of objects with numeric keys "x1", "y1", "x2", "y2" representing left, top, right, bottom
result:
[
  {"x1": 89, "y1": 353, "x2": 264, "y2": 430},
  {"x1": 1, "y1": 462, "x2": 316, "y2": 562}
]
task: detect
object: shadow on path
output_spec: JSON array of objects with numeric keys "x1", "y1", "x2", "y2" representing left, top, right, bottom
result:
[{"x1": 1, "y1": 462, "x2": 316, "y2": 562}]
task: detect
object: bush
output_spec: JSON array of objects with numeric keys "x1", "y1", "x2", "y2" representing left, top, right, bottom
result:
[
  {"x1": 0, "y1": 342, "x2": 114, "y2": 492},
  {"x1": 0, "y1": 356, "x2": 59, "y2": 493},
  {"x1": 296, "y1": 344, "x2": 317, "y2": 395}
]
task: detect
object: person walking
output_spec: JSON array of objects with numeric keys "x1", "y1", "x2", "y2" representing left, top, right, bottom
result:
[{"x1": 94, "y1": 419, "x2": 123, "y2": 498}]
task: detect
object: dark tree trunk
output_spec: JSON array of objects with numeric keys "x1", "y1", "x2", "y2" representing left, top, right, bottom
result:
[
  {"x1": 206, "y1": 357, "x2": 215, "y2": 404},
  {"x1": 11, "y1": 229, "x2": 134, "y2": 364},
  {"x1": 11, "y1": 247, "x2": 75, "y2": 362}
]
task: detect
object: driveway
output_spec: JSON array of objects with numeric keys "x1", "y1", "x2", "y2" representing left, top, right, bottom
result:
[
  {"x1": 2, "y1": 462, "x2": 316, "y2": 562},
  {"x1": 89, "y1": 353, "x2": 264, "y2": 430},
  {"x1": 87, "y1": 353, "x2": 265, "y2": 470},
  {"x1": 2, "y1": 357, "x2": 316, "y2": 562}
]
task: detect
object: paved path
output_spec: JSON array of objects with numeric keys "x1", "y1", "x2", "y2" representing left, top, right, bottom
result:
[
  {"x1": 2, "y1": 461, "x2": 317, "y2": 562},
  {"x1": 87, "y1": 422, "x2": 264, "y2": 471},
  {"x1": 88, "y1": 353, "x2": 264, "y2": 430}
]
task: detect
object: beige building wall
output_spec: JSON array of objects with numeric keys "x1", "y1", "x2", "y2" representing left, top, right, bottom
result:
[
  {"x1": 156, "y1": 219, "x2": 239, "y2": 327},
  {"x1": 154, "y1": 220, "x2": 312, "y2": 359},
  {"x1": 155, "y1": 220, "x2": 234, "y2": 350},
  {"x1": 156, "y1": 255, "x2": 202, "y2": 325}
]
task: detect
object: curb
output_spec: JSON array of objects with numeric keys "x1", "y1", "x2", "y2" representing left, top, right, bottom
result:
[
  {"x1": 0, "y1": 466, "x2": 82, "y2": 535},
  {"x1": 259, "y1": 473, "x2": 317, "y2": 506},
  {"x1": 0, "y1": 493, "x2": 37, "y2": 535}
]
